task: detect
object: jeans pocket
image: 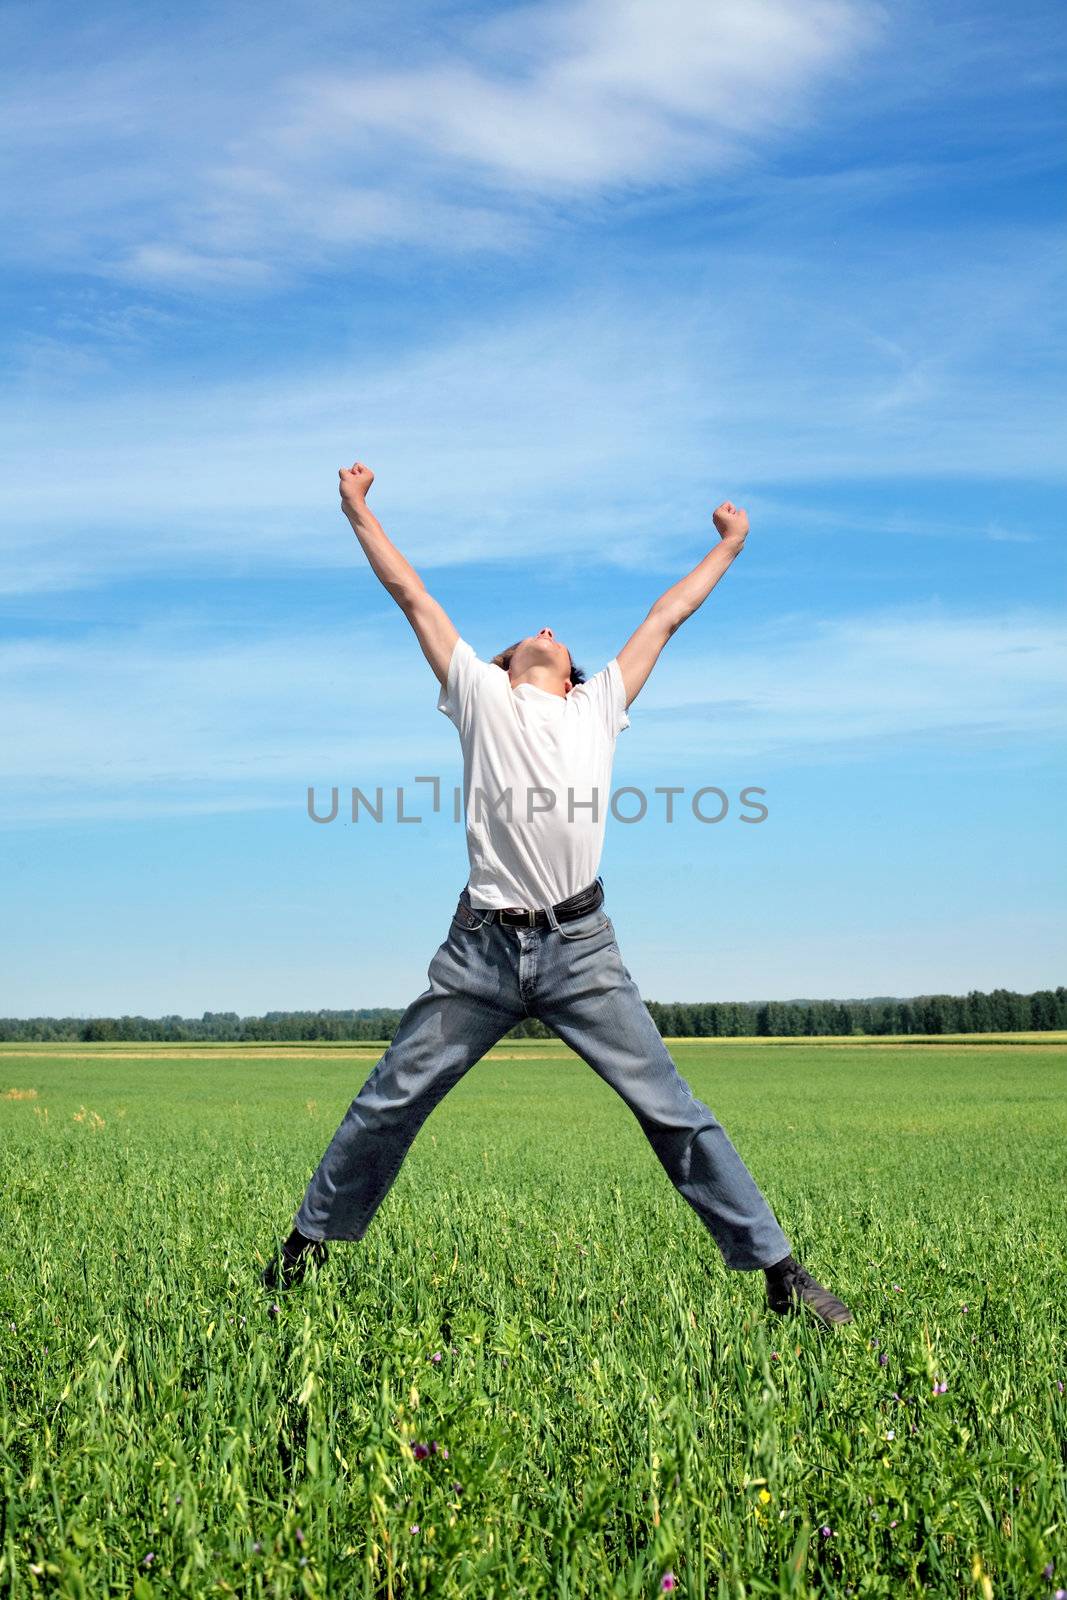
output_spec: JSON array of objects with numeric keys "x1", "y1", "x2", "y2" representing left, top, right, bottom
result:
[
  {"x1": 451, "y1": 898, "x2": 494, "y2": 931},
  {"x1": 554, "y1": 909, "x2": 612, "y2": 942}
]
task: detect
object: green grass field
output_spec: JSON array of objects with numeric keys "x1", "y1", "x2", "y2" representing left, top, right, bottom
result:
[{"x1": 2, "y1": 1038, "x2": 1064, "y2": 1598}]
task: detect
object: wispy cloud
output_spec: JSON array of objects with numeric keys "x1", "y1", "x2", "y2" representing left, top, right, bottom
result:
[
  {"x1": 0, "y1": 0, "x2": 884, "y2": 286},
  {"x1": 1, "y1": 229, "x2": 1062, "y2": 595},
  {"x1": 0, "y1": 612, "x2": 434, "y2": 821},
  {"x1": 3, "y1": 603, "x2": 1063, "y2": 822},
  {"x1": 290, "y1": 0, "x2": 881, "y2": 193},
  {"x1": 636, "y1": 603, "x2": 1067, "y2": 762},
  {"x1": 985, "y1": 520, "x2": 1038, "y2": 544}
]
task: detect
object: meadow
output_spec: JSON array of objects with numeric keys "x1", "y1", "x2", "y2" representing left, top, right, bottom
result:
[{"x1": 1, "y1": 1036, "x2": 1064, "y2": 1599}]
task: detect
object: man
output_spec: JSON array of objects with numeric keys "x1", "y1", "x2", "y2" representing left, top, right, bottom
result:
[{"x1": 261, "y1": 461, "x2": 852, "y2": 1327}]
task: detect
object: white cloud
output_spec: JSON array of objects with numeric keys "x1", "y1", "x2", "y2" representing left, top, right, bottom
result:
[
  {"x1": 985, "y1": 521, "x2": 1038, "y2": 545},
  {"x1": 295, "y1": 0, "x2": 880, "y2": 192},
  {"x1": 2, "y1": 604, "x2": 1063, "y2": 822},
  {"x1": 0, "y1": 230, "x2": 1062, "y2": 594},
  {"x1": 0, "y1": 613, "x2": 448, "y2": 824},
  {"x1": 120, "y1": 247, "x2": 275, "y2": 289},
  {"x1": 0, "y1": 0, "x2": 885, "y2": 285},
  {"x1": 634, "y1": 604, "x2": 1067, "y2": 762}
]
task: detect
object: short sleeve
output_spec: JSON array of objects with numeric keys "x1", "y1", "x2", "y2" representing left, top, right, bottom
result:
[
  {"x1": 437, "y1": 637, "x2": 497, "y2": 730},
  {"x1": 570, "y1": 658, "x2": 631, "y2": 739}
]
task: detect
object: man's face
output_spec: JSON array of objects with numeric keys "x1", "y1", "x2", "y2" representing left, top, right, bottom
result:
[{"x1": 508, "y1": 627, "x2": 573, "y2": 689}]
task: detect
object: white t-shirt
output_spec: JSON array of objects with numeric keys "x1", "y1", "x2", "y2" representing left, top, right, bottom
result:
[{"x1": 437, "y1": 638, "x2": 631, "y2": 909}]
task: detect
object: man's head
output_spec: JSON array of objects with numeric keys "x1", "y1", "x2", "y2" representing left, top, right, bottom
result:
[{"x1": 491, "y1": 627, "x2": 585, "y2": 697}]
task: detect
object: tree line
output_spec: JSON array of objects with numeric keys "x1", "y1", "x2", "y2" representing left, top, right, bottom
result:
[{"x1": 0, "y1": 987, "x2": 1063, "y2": 1042}]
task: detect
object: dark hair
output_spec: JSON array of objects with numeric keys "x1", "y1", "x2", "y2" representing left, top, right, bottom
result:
[{"x1": 491, "y1": 638, "x2": 586, "y2": 687}]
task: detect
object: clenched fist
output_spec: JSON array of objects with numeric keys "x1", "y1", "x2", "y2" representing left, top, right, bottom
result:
[
  {"x1": 339, "y1": 460, "x2": 374, "y2": 512},
  {"x1": 712, "y1": 500, "x2": 749, "y2": 545}
]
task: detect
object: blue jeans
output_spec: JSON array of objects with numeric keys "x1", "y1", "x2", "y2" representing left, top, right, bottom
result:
[{"x1": 294, "y1": 885, "x2": 792, "y2": 1271}]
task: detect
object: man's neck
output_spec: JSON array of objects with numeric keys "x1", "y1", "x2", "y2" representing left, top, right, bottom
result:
[{"x1": 509, "y1": 666, "x2": 569, "y2": 699}]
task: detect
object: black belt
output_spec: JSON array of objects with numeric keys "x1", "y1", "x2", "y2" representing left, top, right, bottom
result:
[{"x1": 481, "y1": 876, "x2": 604, "y2": 928}]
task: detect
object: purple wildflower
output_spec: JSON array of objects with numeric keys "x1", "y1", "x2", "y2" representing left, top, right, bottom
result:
[
  {"x1": 661, "y1": 1576, "x2": 677, "y2": 1593},
  {"x1": 1055, "y1": 1590, "x2": 1066, "y2": 1600},
  {"x1": 410, "y1": 1523, "x2": 420, "y2": 1534},
  {"x1": 143, "y1": 1554, "x2": 155, "y2": 1567},
  {"x1": 890, "y1": 1520, "x2": 897, "y2": 1528},
  {"x1": 821, "y1": 1525, "x2": 833, "y2": 1538},
  {"x1": 412, "y1": 1442, "x2": 430, "y2": 1460},
  {"x1": 1042, "y1": 1563, "x2": 1053, "y2": 1579},
  {"x1": 891, "y1": 1284, "x2": 902, "y2": 1293},
  {"x1": 879, "y1": 1353, "x2": 889, "y2": 1367},
  {"x1": 430, "y1": 1350, "x2": 442, "y2": 1363},
  {"x1": 452, "y1": 1481, "x2": 462, "y2": 1493},
  {"x1": 771, "y1": 1351, "x2": 779, "y2": 1361},
  {"x1": 295, "y1": 1528, "x2": 305, "y2": 1545},
  {"x1": 1058, "y1": 1381, "x2": 1064, "y2": 1395},
  {"x1": 932, "y1": 1380, "x2": 948, "y2": 1395}
]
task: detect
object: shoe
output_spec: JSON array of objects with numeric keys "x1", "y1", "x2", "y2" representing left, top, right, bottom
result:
[
  {"x1": 260, "y1": 1233, "x2": 329, "y2": 1294},
  {"x1": 765, "y1": 1255, "x2": 853, "y2": 1326}
]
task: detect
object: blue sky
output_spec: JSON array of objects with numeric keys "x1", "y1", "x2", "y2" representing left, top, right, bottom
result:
[{"x1": 1, "y1": 0, "x2": 1064, "y2": 1015}]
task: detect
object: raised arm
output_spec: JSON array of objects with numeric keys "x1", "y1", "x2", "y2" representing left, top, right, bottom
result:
[
  {"x1": 615, "y1": 501, "x2": 749, "y2": 707},
  {"x1": 339, "y1": 461, "x2": 458, "y2": 687}
]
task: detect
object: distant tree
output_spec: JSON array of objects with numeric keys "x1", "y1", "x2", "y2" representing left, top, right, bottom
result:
[
  {"x1": 1029, "y1": 989, "x2": 1057, "y2": 1031},
  {"x1": 3, "y1": 983, "x2": 1063, "y2": 1043},
  {"x1": 505, "y1": 1017, "x2": 551, "y2": 1040}
]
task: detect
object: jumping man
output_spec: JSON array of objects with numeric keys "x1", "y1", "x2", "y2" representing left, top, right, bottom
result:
[{"x1": 261, "y1": 462, "x2": 853, "y2": 1327}]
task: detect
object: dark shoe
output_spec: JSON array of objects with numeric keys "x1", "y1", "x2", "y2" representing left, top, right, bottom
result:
[
  {"x1": 765, "y1": 1255, "x2": 853, "y2": 1326},
  {"x1": 260, "y1": 1231, "x2": 329, "y2": 1295}
]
